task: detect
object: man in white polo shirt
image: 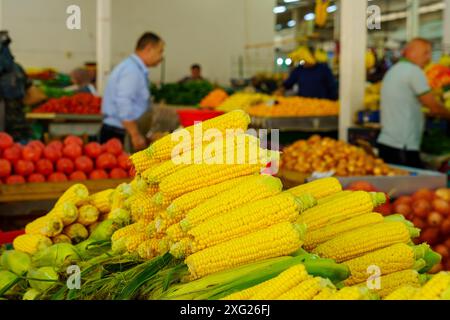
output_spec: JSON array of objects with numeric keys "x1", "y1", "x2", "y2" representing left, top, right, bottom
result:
[{"x1": 377, "y1": 38, "x2": 450, "y2": 168}]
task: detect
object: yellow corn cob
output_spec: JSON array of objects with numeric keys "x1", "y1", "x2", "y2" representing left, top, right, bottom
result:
[
  {"x1": 111, "y1": 222, "x2": 146, "y2": 242},
  {"x1": 288, "y1": 177, "x2": 342, "y2": 200},
  {"x1": 384, "y1": 286, "x2": 419, "y2": 300},
  {"x1": 137, "y1": 238, "x2": 161, "y2": 259},
  {"x1": 363, "y1": 270, "x2": 423, "y2": 298},
  {"x1": 89, "y1": 189, "x2": 114, "y2": 213},
  {"x1": 77, "y1": 205, "x2": 100, "y2": 226},
  {"x1": 313, "y1": 287, "x2": 337, "y2": 300},
  {"x1": 317, "y1": 190, "x2": 352, "y2": 205},
  {"x1": 129, "y1": 176, "x2": 150, "y2": 194},
  {"x1": 304, "y1": 213, "x2": 385, "y2": 250},
  {"x1": 166, "y1": 224, "x2": 187, "y2": 243},
  {"x1": 344, "y1": 243, "x2": 420, "y2": 286},
  {"x1": 130, "y1": 150, "x2": 160, "y2": 174},
  {"x1": 144, "y1": 110, "x2": 251, "y2": 162},
  {"x1": 142, "y1": 160, "x2": 189, "y2": 185},
  {"x1": 63, "y1": 223, "x2": 89, "y2": 244},
  {"x1": 313, "y1": 222, "x2": 415, "y2": 263},
  {"x1": 25, "y1": 215, "x2": 63, "y2": 237},
  {"x1": 13, "y1": 234, "x2": 53, "y2": 255},
  {"x1": 166, "y1": 176, "x2": 251, "y2": 219},
  {"x1": 327, "y1": 286, "x2": 370, "y2": 300},
  {"x1": 47, "y1": 202, "x2": 78, "y2": 226},
  {"x1": 158, "y1": 162, "x2": 270, "y2": 203},
  {"x1": 55, "y1": 184, "x2": 89, "y2": 207},
  {"x1": 180, "y1": 175, "x2": 284, "y2": 231},
  {"x1": 277, "y1": 277, "x2": 327, "y2": 300},
  {"x1": 185, "y1": 222, "x2": 305, "y2": 280},
  {"x1": 110, "y1": 183, "x2": 133, "y2": 211},
  {"x1": 52, "y1": 234, "x2": 72, "y2": 244},
  {"x1": 125, "y1": 232, "x2": 150, "y2": 253},
  {"x1": 155, "y1": 214, "x2": 183, "y2": 235},
  {"x1": 187, "y1": 193, "x2": 315, "y2": 253},
  {"x1": 298, "y1": 191, "x2": 386, "y2": 232},
  {"x1": 169, "y1": 238, "x2": 193, "y2": 259},
  {"x1": 412, "y1": 272, "x2": 450, "y2": 300},
  {"x1": 129, "y1": 192, "x2": 161, "y2": 222}
]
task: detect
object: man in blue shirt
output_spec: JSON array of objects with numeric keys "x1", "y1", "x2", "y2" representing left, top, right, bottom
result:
[
  {"x1": 377, "y1": 38, "x2": 450, "y2": 168},
  {"x1": 101, "y1": 32, "x2": 164, "y2": 151}
]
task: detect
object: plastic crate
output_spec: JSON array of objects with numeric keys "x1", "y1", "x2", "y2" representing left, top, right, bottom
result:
[{"x1": 176, "y1": 109, "x2": 224, "y2": 127}]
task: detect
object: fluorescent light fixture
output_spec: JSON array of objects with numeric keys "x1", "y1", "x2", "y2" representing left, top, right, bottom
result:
[
  {"x1": 277, "y1": 58, "x2": 284, "y2": 66},
  {"x1": 284, "y1": 0, "x2": 299, "y2": 3},
  {"x1": 327, "y1": 5, "x2": 337, "y2": 13},
  {"x1": 304, "y1": 13, "x2": 315, "y2": 21},
  {"x1": 285, "y1": 58, "x2": 293, "y2": 66},
  {"x1": 273, "y1": 6, "x2": 287, "y2": 14},
  {"x1": 287, "y1": 20, "x2": 297, "y2": 27}
]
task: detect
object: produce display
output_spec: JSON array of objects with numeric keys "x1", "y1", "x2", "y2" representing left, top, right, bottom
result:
[
  {"x1": 280, "y1": 135, "x2": 406, "y2": 177},
  {"x1": 217, "y1": 93, "x2": 271, "y2": 112},
  {"x1": 199, "y1": 89, "x2": 229, "y2": 108},
  {"x1": 152, "y1": 81, "x2": 214, "y2": 106},
  {"x1": 247, "y1": 96, "x2": 339, "y2": 118},
  {"x1": 0, "y1": 133, "x2": 132, "y2": 184},
  {"x1": 363, "y1": 82, "x2": 381, "y2": 111},
  {"x1": 31, "y1": 93, "x2": 101, "y2": 115},
  {"x1": 426, "y1": 63, "x2": 450, "y2": 91},
  {"x1": 0, "y1": 110, "x2": 447, "y2": 301}
]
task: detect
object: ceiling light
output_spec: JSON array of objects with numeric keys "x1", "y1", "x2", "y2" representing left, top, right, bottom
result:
[
  {"x1": 277, "y1": 58, "x2": 284, "y2": 66},
  {"x1": 327, "y1": 5, "x2": 337, "y2": 13},
  {"x1": 284, "y1": 0, "x2": 300, "y2": 3},
  {"x1": 285, "y1": 58, "x2": 293, "y2": 66},
  {"x1": 304, "y1": 13, "x2": 315, "y2": 21},
  {"x1": 273, "y1": 6, "x2": 287, "y2": 14},
  {"x1": 287, "y1": 20, "x2": 297, "y2": 27}
]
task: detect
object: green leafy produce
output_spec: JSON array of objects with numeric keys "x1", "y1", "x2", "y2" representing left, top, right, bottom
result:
[{"x1": 152, "y1": 81, "x2": 214, "y2": 106}]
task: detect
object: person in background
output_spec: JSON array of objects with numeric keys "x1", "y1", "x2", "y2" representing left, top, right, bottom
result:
[
  {"x1": 280, "y1": 47, "x2": 338, "y2": 100},
  {"x1": 179, "y1": 64, "x2": 204, "y2": 83},
  {"x1": 101, "y1": 32, "x2": 165, "y2": 151},
  {"x1": 67, "y1": 68, "x2": 97, "y2": 95},
  {"x1": 377, "y1": 38, "x2": 450, "y2": 168}
]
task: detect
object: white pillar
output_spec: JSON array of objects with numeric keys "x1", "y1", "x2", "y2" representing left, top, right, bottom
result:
[
  {"x1": 0, "y1": 0, "x2": 4, "y2": 30},
  {"x1": 338, "y1": 0, "x2": 367, "y2": 142},
  {"x1": 406, "y1": 0, "x2": 420, "y2": 41},
  {"x1": 444, "y1": 0, "x2": 450, "y2": 53},
  {"x1": 96, "y1": 0, "x2": 112, "y2": 95}
]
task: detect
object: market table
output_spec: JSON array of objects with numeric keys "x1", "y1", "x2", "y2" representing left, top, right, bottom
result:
[{"x1": 250, "y1": 115, "x2": 339, "y2": 132}]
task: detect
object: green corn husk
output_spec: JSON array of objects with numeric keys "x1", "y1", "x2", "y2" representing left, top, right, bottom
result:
[
  {"x1": 419, "y1": 248, "x2": 442, "y2": 273},
  {"x1": 0, "y1": 270, "x2": 20, "y2": 297},
  {"x1": 109, "y1": 209, "x2": 131, "y2": 226},
  {"x1": 32, "y1": 243, "x2": 80, "y2": 268},
  {"x1": 89, "y1": 219, "x2": 121, "y2": 242},
  {"x1": 1, "y1": 250, "x2": 31, "y2": 275},
  {"x1": 27, "y1": 266, "x2": 59, "y2": 292},
  {"x1": 23, "y1": 288, "x2": 41, "y2": 300}
]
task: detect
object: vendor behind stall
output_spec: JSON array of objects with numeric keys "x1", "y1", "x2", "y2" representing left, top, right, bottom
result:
[
  {"x1": 66, "y1": 68, "x2": 97, "y2": 95},
  {"x1": 377, "y1": 38, "x2": 450, "y2": 168},
  {"x1": 179, "y1": 64, "x2": 205, "y2": 83}
]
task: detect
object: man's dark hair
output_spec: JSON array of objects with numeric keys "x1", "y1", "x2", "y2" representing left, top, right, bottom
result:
[
  {"x1": 191, "y1": 64, "x2": 201, "y2": 70},
  {"x1": 136, "y1": 32, "x2": 162, "y2": 50}
]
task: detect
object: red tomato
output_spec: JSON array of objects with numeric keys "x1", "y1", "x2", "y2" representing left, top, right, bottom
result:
[
  {"x1": 48, "y1": 172, "x2": 68, "y2": 182},
  {"x1": 90, "y1": 169, "x2": 108, "y2": 180},
  {"x1": 105, "y1": 138, "x2": 123, "y2": 156},
  {"x1": 84, "y1": 142, "x2": 103, "y2": 159},
  {"x1": 64, "y1": 135, "x2": 83, "y2": 146},
  {"x1": 3, "y1": 144, "x2": 22, "y2": 163},
  {"x1": 0, "y1": 159, "x2": 12, "y2": 178},
  {"x1": 28, "y1": 140, "x2": 45, "y2": 152},
  {"x1": 117, "y1": 153, "x2": 131, "y2": 171},
  {"x1": 36, "y1": 159, "x2": 54, "y2": 176},
  {"x1": 6, "y1": 175, "x2": 26, "y2": 184},
  {"x1": 14, "y1": 160, "x2": 35, "y2": 176},
  {"x1": 43, "y1": 145, "x2": 62, "y2": 163},
  {"x1": 22, "y1": 145, "x2": 42, "y2": 162},
  {"x1": 412, "y1": 199, "x2": 432, "y2": 218},
  {"x1": 412, "y1": 189, "x2": 435, "y2": 202},
  {"x1": 96, "y1": 153, "x2": 117, "y2": 170},
  {"x1": 47, "y1": 140, "x2": 63, "y2": 152},
  {"x1": 63, "y1": 144, "x2": 82, "y2": 160},
  {"x1": 74, "y1": 156, "x2": 94, "y2": 174},
  {"x1": 432, "y1": 199, "x2": 450, "y2": 216},
  {"x1": 110, "y1": 168, "x2": 128, "y2": 179},
  {"x1": 28, "y1": 173, "x2": 46, "y2": 183},
  {"x1": 70, "y1": 171, "x2": 88, "y2": 181},
  {"x1": 0, "y1": 132, "x2": 14, "y2": 149},
  {"x1": 346, "y1": 181, "x2": 378, "y2": 192},
  {"x1": 56, "y1": 158, "x2": 74, "y2": 175}
]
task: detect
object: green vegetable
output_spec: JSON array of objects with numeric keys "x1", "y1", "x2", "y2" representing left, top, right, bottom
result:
[
  {"x1": 23, "y1": 288, "x2": 41, "y2": 300},
  {"x1": 1, "y1": 250, "x2": 31, "y2": 275},
  {"x1": 27, "y1": 267, "x2": 59, "y2": 292},
  {"x1": 0, "y1": 270, "x2": 19, "y2": 296},
  {"x1": 89, "y1": 219, "x2": 121, "y2": 242},
  {"x1": 32, "y1": 243, "x2": 80, "y2": 268}
]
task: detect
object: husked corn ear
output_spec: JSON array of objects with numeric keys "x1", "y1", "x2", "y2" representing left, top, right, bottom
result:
[
  {"x1": 13, "y1": 234, "x2": 52, "y2": 255},
  {"x1": 63, "y1": 223, "x2": 88, "y2": 244},
  {"x1": 304, "y1": 213, "x2": 384, "y2": 250},
  {"x1": 344, "y1": 243, "x2": 423, "y2": 286},
  {"x1": 362, "y1": 270, "x2": 424, "y2": 298},
  {"x1": 277, "y1": 277, "x2": 328, "y2": 300},
  {"x1": 188, "y1": 193, "x2": 314, "y2": 253},
  {"x1": 55, "y1": 184, "x2": 89, "y2": 207},
  {"x1": 384, "y1": 286, "x2": 419, "y2": 300},
  {"x1": 130, "y1": 192, "x2": 160, "y2": 222},
  {"x1": 89, "y1": 189, "x2": 114, "y2": 213},
  {"x1": 180, "y1": 175, "x2": 284, "y2": 231},
  {"x1": 130, "y1": 176, "x2": 150, "y2": 193},
  {"x1": 328, "y1": 286, "x2": 370, "y2": 300},
  {"x1": 166, "y1": 176, "x2": 250, "y2": 219},
  {"x1": 142, "y1": 160, "x2": 189, "y2": 185},
  {"x1": 52, "y1": 234, "x2": 72, "y2": 244},
  {"x1": 137, "y1": 238, "x2": 160, "y2": 259},
  {"x1": 25, "y1": 215, "x2": 63, "y2": 237},
  {"x1": 169, "y1": 238, "x2": 192, "y2": 259},
  {"x1": 317, "y1": 191, "x2": 352, "y2": 205},
  {"x1": 77, "y1": 205, "x2": 99, "y2": 226},
  {"x1": 185, "y1": 222, "x2": 305, "y2": 280},
  {"x1": 125, "y1": 232, "x2": 150, "y2": 253},
  {"x1": 288, "y1": 177, "x2": 342, "y2": 200},
  {"x1": 145, "y1": 110, "x2": 251, "y2": 161},
  {"x1": 298, "y1": 191, "x2": 386, "y2": 232},
  {"x1": 155, "y1": 214, "x2": 183, "y2": 235},
  {"x1": 47, "y1": 202, "x2": 78, "y2": 226},
  {"x1": 108, "y1": 208, "x2": 131, "y2": 224},
  {"x1": 412, "y1": 272, "x2": 450, "y2": 300},
  {"x1": 313, "y1": 222, "x2": 416, "y2": 263},
  {"x1": 166, "y1": 223, "x2": 186, "y2": 242},
  {"x1": 313, "y1": 287, "x2": 337, "y2": 300},
  {"x1": 159, "y1": 161, "x2": 271, "y2": 203},
  {"x1": 111, "y1": 222, "x2": 146, "y2": 242},
  {"x1": 130, "y1": 150, "x2": 160, "y2": 174},
  {"x1": 110, "y1": 183, "x2": 133, "y2": 211}
]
